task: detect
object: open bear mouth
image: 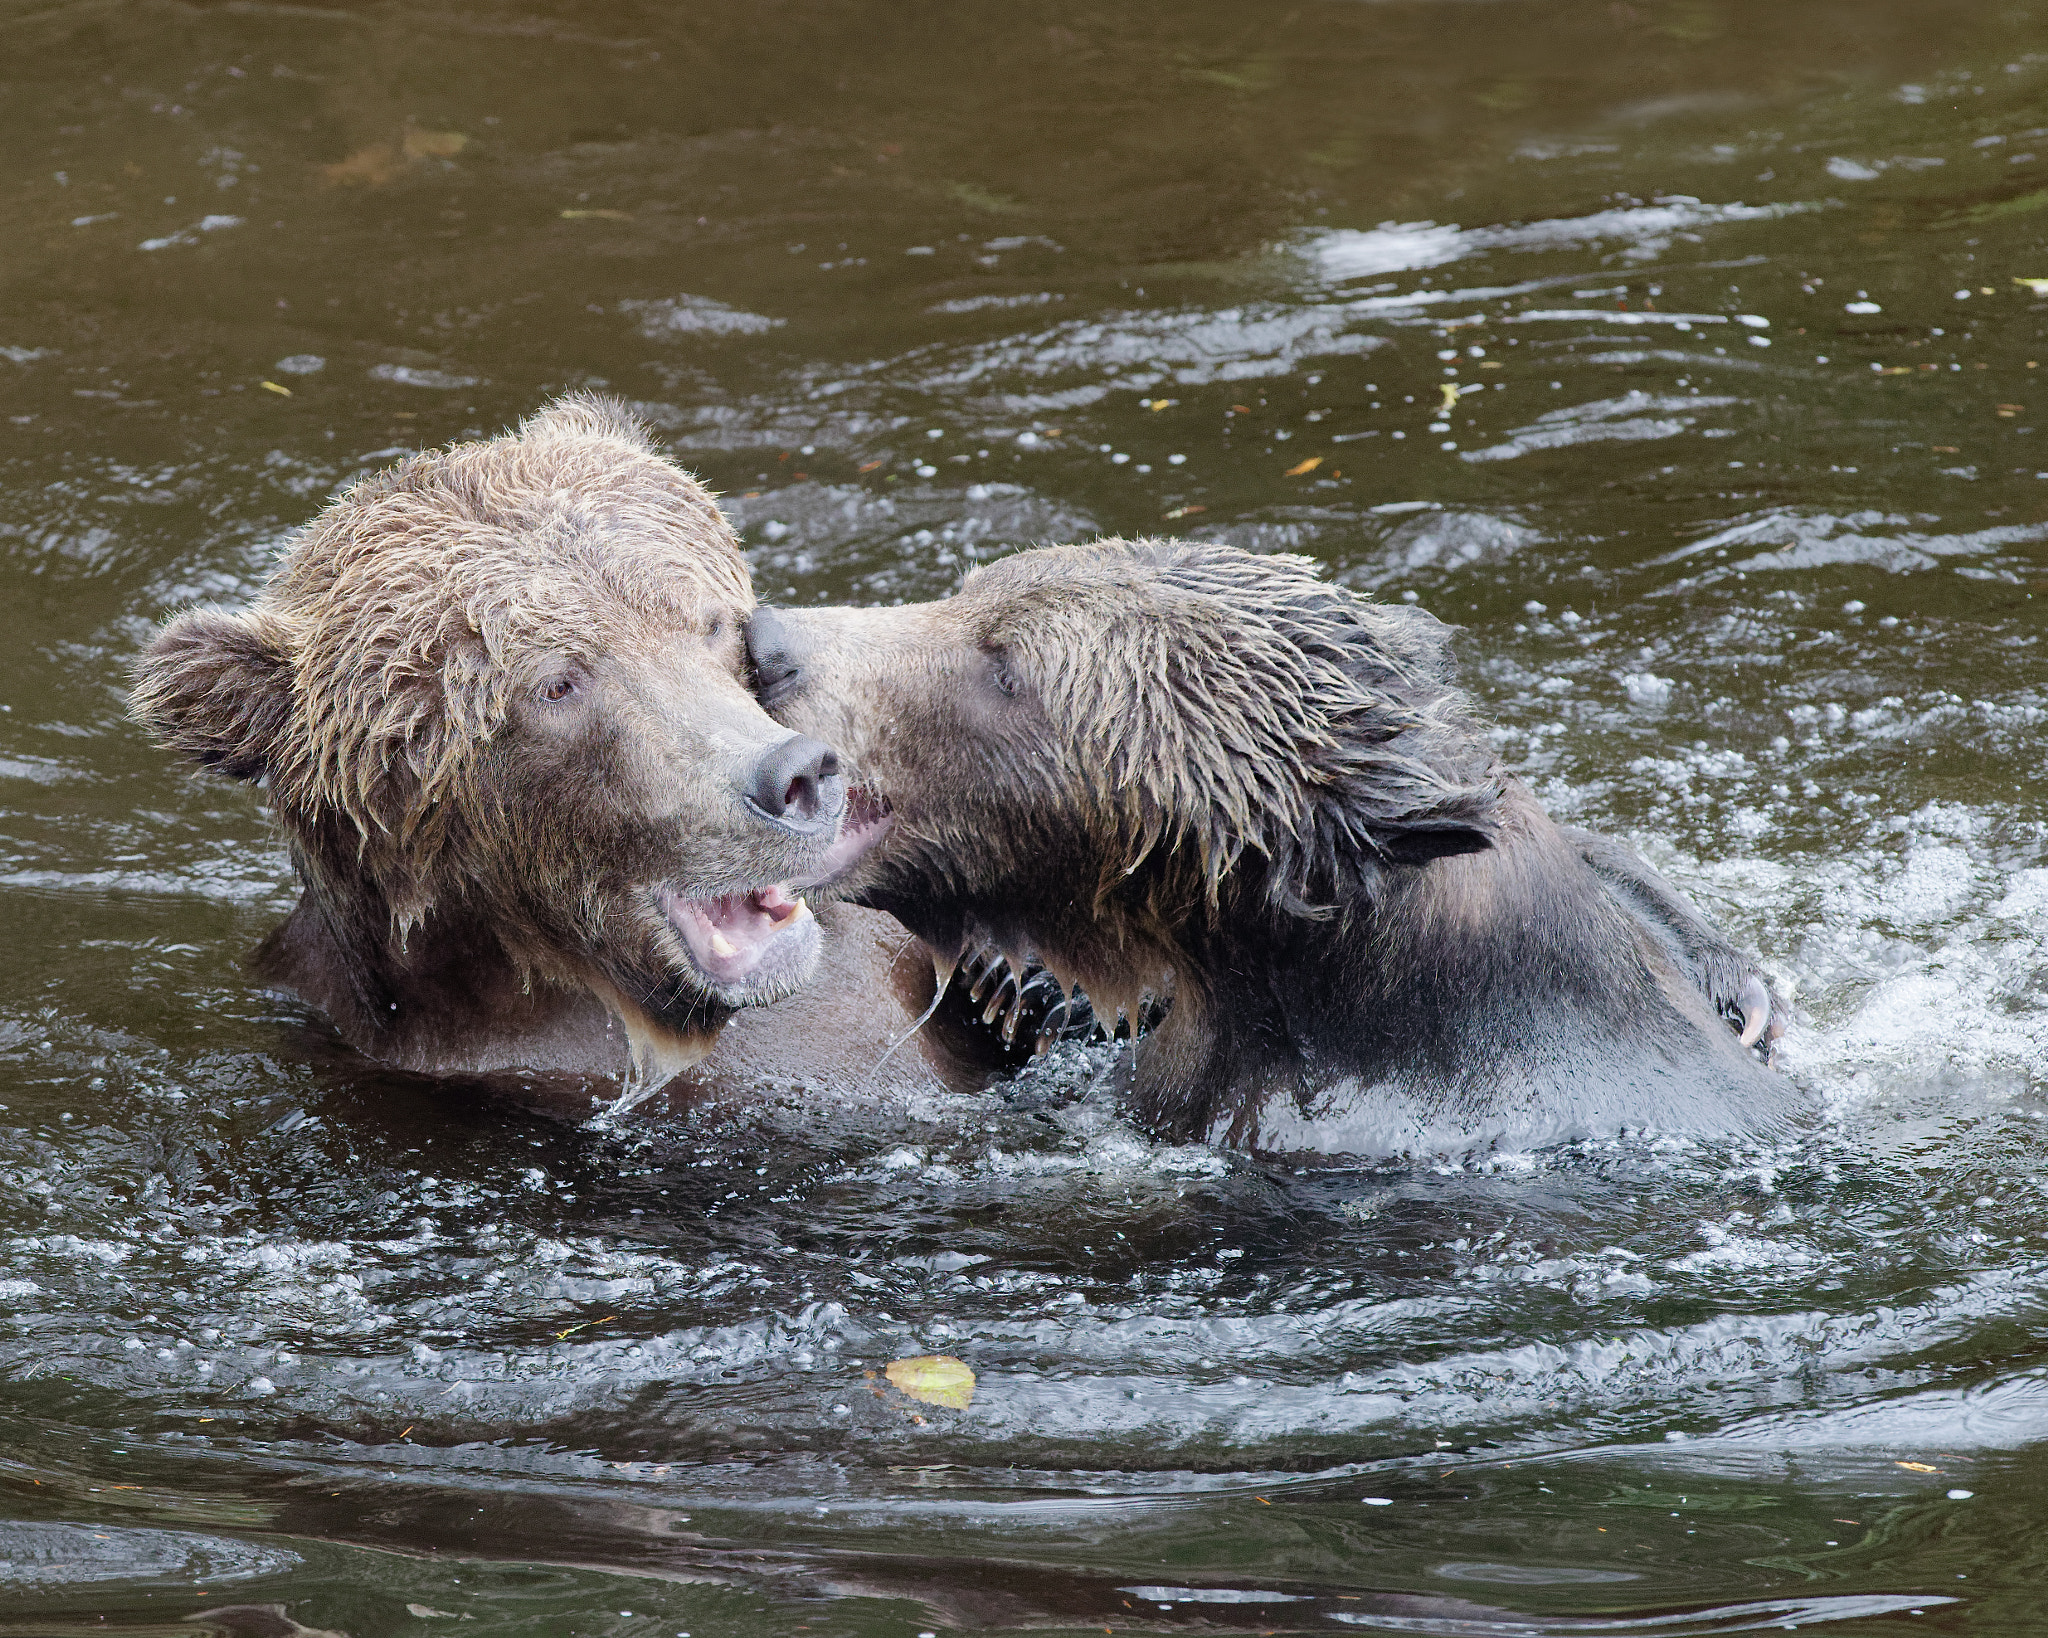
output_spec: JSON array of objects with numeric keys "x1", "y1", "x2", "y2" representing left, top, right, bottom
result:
[
  {"x1": 794, "y1": 786, "x2": 893, "y2": 889},
  {"x1": 658, "y1": 882, "x2": 814, "y2": 988}
]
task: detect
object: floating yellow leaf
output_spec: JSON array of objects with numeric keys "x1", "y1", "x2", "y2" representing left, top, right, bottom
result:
[
  {"x1": 1877, "y1": 366, "x2": 1912, "y2": 375},
  {"x1": 259, "y1": 380, "x2": 292, "y2": 397},
  {"x1": 403, "y1": 128, "x2": 469, "y2": 160},
  {"x1": 1895, "y1": 1461, "x2": 1940, "y2": 1473},
  {"x1": 1439, "y1": 383, "x2": 1463, "y2": 411},
  {"x1": 2015, "y1": 278, "x2": 2048, "y2": 293},
  {"x1": 1162, "y1": 504, "x2": 1207, "y2": 520},
  {"x1": 885, "y1": 1354, "x2": 975, "y2": 1409},
  {"x1": 561, "y1": 208, "x2": 632, "y2": 221},
  {"x1": 1285, "y1": 456, "x2": 1323, "y2": 476}
]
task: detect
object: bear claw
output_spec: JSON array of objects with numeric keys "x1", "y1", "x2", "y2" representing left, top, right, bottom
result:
[{"x1": 1736, "y1": 975, "x2": 1772, "y2": 1048}]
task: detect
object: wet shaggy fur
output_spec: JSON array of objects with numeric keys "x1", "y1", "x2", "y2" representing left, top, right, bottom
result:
[
  {"x1": 929, "y1": 540, "x2": 1503, "y2": 918},
  {"x1": 131, "y1": 396, "x2": 840, "y2": 1079},
  {"x1": 137, "y1": 396, "x2": 747, "y2": 933},
  {"x1": 751, "y1": 538, "x2": 1799, "y2": 1156}
]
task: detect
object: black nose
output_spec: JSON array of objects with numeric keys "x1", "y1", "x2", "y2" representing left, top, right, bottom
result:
[
  {"x1": 748, "y1": 734, "x2": 842, "y2": 828},
  {"x1": 747, "y1": 606, "x2": 804, "y2": 707}
]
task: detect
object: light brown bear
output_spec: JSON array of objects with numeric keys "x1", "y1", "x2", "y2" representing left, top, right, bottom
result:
[
  {"x1": 747, "y1": 538, "x2": 1796, "y2": 1158},
  {"x1": 131, "y1": 396, "x2": 989, "y2": 1097}
]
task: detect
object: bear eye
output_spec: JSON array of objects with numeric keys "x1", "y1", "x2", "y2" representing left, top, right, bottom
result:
[
  {"x1": 538, "y1": 676, "x2": 576, "y2": 704},
  {"x1": 705, "y1": 615, "x2": 724, "y2": 642},
  {"x1": 993, "y1": 666, "x2": 1021, "y2": 698}
]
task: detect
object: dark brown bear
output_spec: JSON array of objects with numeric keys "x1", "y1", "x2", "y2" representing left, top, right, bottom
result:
[
  {"x1": 131, "y1": 396, "x2": 977, "y2": 1096},
  {"x1": 747, "y1": 538, "x2": 1796, "y2": 1157}
]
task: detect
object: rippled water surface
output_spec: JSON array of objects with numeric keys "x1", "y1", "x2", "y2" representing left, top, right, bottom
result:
[{"x1": 7, "y1": 1, "x2": 2048, "y2": 1631}]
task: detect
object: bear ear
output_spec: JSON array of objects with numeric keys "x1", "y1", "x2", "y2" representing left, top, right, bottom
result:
[
  {"x1": 1304, "y1": 713, "x2": 1505, "y2": 886},
  {"x1": 130, "y1": 606, "x2": 296, "y2": 783},
  {"x1": 520, "y1": 390, "x2": 656, "y2": 452},
  {"x1": 1374, "y1": 813, "x2": 1497, "y2": 865}
]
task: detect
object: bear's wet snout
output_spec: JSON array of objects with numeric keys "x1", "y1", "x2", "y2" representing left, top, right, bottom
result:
[
  {"x1": 746, "y1": 606, "x2": 807, "y2": 707},
  {"x1": 747, "y1": 733, "x2": 843, "y2": 831}
]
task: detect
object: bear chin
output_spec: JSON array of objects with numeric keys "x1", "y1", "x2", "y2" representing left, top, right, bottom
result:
[{"x1": 655, "y1": 882, "x2": 823, "y2": 1009}]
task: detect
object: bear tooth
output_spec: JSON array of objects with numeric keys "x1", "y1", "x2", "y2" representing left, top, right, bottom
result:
[{"x1": 709, "y1": 930, "x2": 738, "y2": 959}]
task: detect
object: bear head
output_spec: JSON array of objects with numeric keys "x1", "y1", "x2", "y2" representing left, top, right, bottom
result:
[
  {"x1": 133, "y1": 395, "x2": 845, "y2": 1055},
  {"x1": 747, "y1": 538, "x2": 1502, "y2": 1025}
]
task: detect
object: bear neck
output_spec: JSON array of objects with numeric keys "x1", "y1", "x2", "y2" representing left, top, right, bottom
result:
[{"x1": 1121, "y1": 783, "x2": 1685, "y2": 1145}]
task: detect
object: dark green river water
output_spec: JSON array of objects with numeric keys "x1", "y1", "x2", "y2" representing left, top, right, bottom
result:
[{"x1": 6, "y1": 1, "x2": 2048, "y2": 1632}]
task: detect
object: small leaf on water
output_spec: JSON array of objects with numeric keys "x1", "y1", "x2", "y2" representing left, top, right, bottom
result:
[
  {"x1": 561, "y1": 208, "x2": 632, "y2": 220},
  {"x1": 1285, "y1": 456, "x2": 1323, "y2": 476},
  {"x1": 2014, "y1": 277, "x2": 2048, "y2": 293},
  {"x1": 885, "y1": 1354, "x2": 975, "y2": 1408},
  {"x1": 260, "y1": 380, "x2": 292, "y2": 397},
  {"x1": 1895, "y1": 1461, "x2": 1940, "y2": 1473},
  {"x1": 1162, "y1": 504, "x2": 1207, "y2": 520}
]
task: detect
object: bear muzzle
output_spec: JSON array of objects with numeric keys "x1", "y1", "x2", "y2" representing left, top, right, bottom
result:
[{"x1": 743, "y1": 732, "x2": 845, "y2": 837}]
